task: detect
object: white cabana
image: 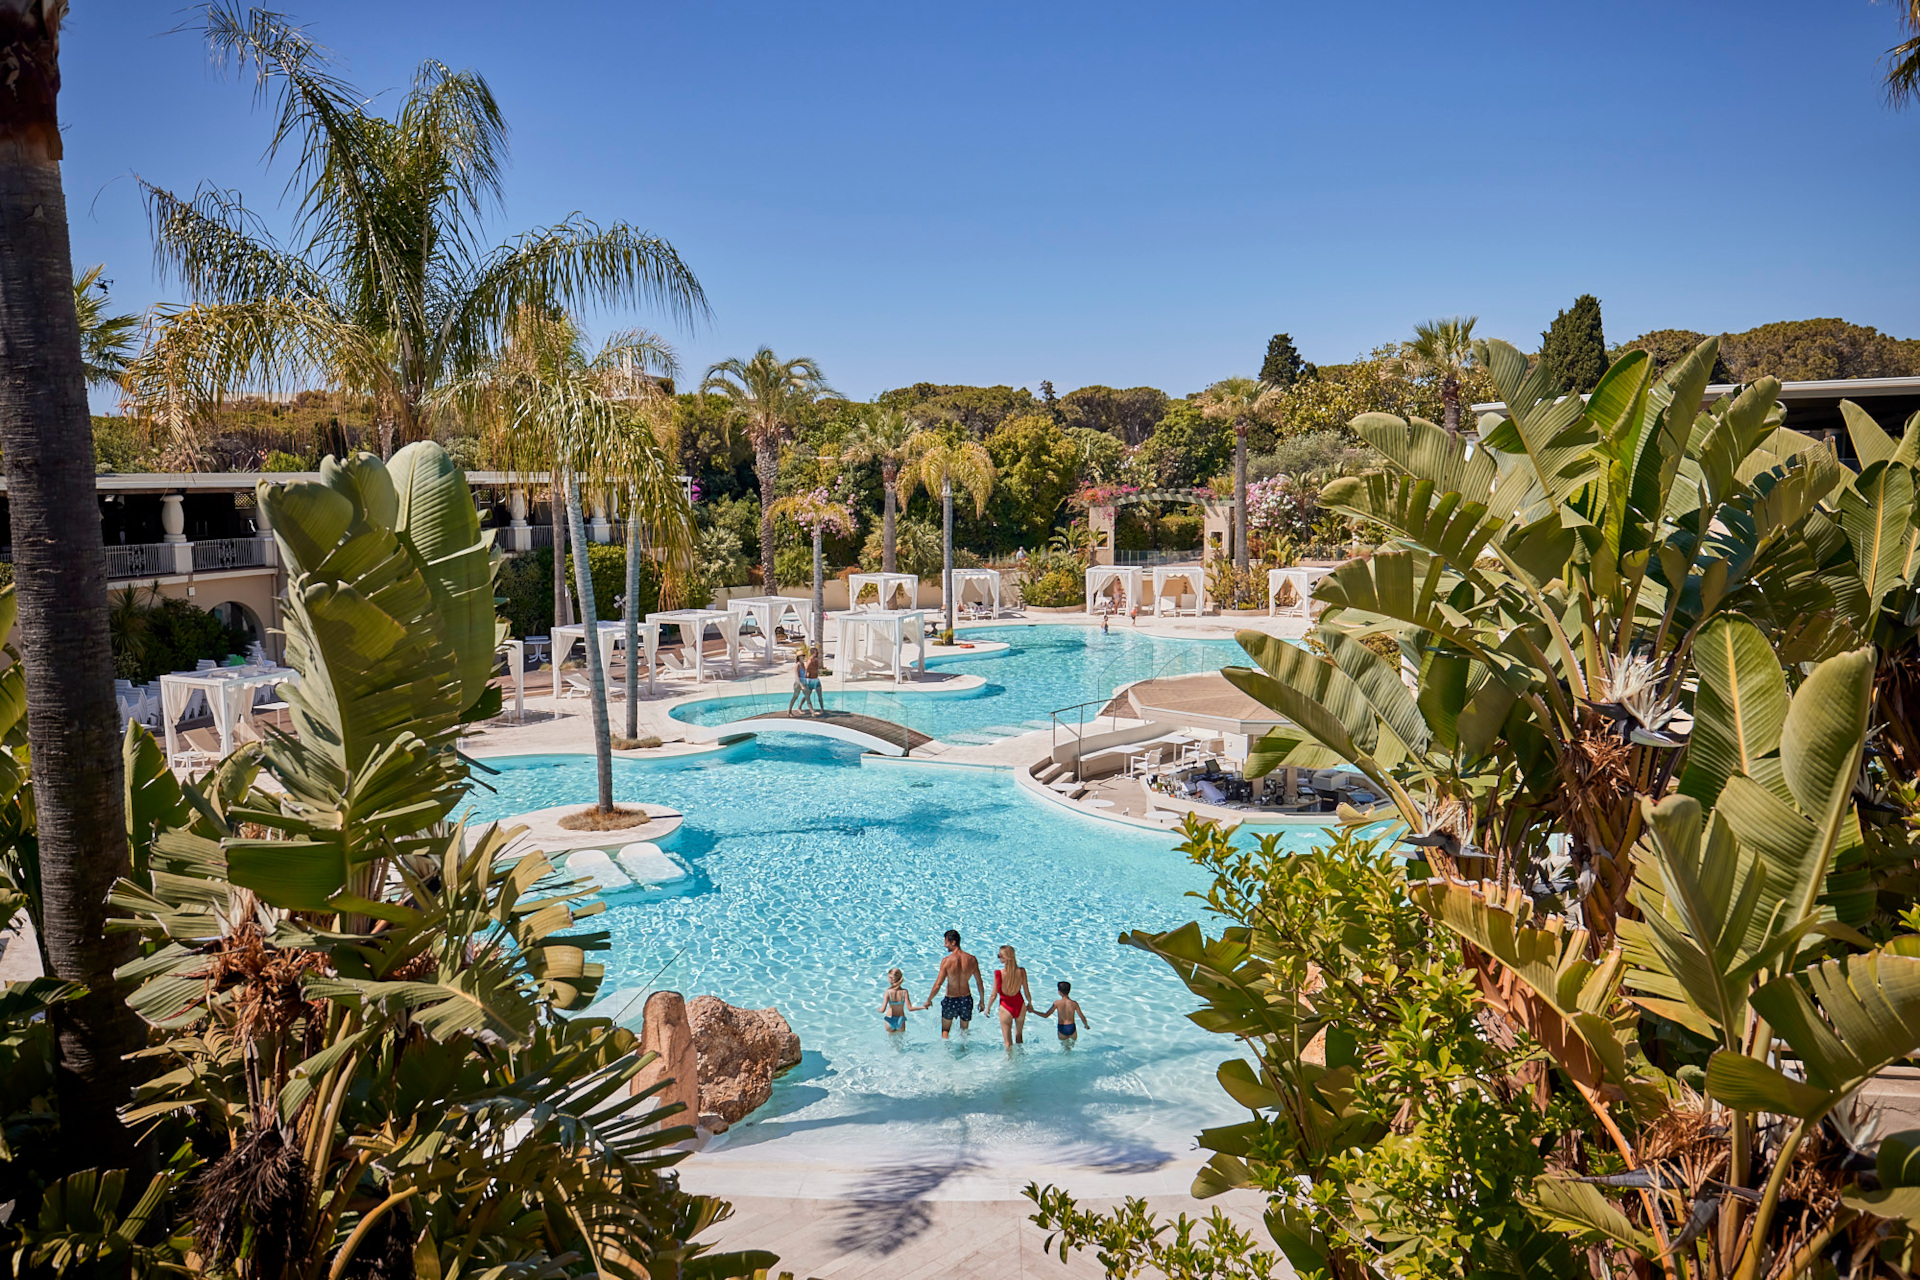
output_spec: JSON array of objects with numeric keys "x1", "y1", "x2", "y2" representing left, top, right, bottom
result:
[
  {"x1": 829, "y1": 609, "x2": 927, "y2": 684},
  {"x1": 646, "y1": 609, "x2": 742, "y2": 683},
  {"x1": 161, "y1": 665, "x2": 299, "y2": 765},
  {"x1": 726, "y1": 595, "x2": 816, "y2": 662},
  {"x1": 1083, "y1": 565, "x2": 1142, "y2": 615},
  {"x1": 846, "y1": 572, "x2": 919, "y2": 611},
  {"x1": 1152, "y1": 565, "x2": 1208, "y2": 616},
  {"x1": 552, "y1": 620, "x2": 658, "y2": 698},
  {"x1": 1267, "y1": 566, "x2": 1334, "y2": 618},
  {"x1": 945, "y1": 567, "x2": 1007, "y2": 615}
]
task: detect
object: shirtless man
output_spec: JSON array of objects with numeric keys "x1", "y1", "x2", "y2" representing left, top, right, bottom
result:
[{"x1": 927, "y1": 928, "x2": 986, "y2": 1039}]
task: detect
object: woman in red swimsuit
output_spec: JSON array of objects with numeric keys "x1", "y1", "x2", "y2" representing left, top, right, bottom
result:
[{"x1": 993, "y1": 944, "x2": 1035, "y2": 1048}]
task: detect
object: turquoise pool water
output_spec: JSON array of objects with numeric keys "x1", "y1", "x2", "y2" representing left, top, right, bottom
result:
[
  {"x1": 670, "y1": 623, "x2": 1247, "y2": 744},
  {"x1": 464, "y1": 741, "x2": 1328, "y2": 1177}
]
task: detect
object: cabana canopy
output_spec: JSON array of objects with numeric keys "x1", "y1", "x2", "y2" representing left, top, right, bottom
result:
[
  {"x1": 645, "y1": 609, "x2": 741, "y2": 683},
  {"x1": 726, "y1": 595, "x2": 815, "y2": 660},
  {"x1": 1084, "y1": 565, "x2": 1141, "y2": 614},
  {"x1": 1267, "y1": 566, "x2": 1333, "y2": 618},
  {"x1": 553, "y1": 620, "x2": 657, "y2": 696},
  {"x1": 1152, "y1": 564, "x2": 1208, "y2": 615},
  {"x1": 945, "y1": 567, "x2": 1006, "y2": 614},
  {"x1": 828, "y1": 608, "x2": 927, "y2": 684},
  {"x1": 847, "y1": 572, "x2": 919, "y2": 611}
]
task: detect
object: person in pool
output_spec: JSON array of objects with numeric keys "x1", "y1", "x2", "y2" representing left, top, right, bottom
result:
[
  {"x1": 926, "y1": 929, "x2": 985, "y2": 1039},
  {"x1": 788, "y1": 645, "x2": 812, "y2": 716},
  {"x1": 992, "y1": 944, "x2": 1035, "y2": 1048},
  {"x1": 1036, "y1": 980, "x2": 1090, "y2": 1044},
  {"x1": 878, "y1": 968, "x2": 919, "y2": 1032}
]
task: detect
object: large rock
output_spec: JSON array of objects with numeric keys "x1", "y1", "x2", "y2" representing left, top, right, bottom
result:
[
  {"x1": 686, "y1": 995, "x2": 801, "y2": 1126},
  {"x1": 629, "y1": 992, "x2": 700, "y2": 1126}
]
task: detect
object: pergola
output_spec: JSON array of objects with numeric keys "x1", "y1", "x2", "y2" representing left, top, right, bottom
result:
[
  {"x1": 726, "y1": 595, "x2": 815, "y2": 662},
  {"x1": 945, "y1": 567, "x2": 1007, "y2": 615},
  {"x1": 1084, "y1": 565, "x2": 1142, "y2": 615},
  {"x1": 829, "y1": 609, "x2": 927, "y2": 684},
  {"x1": 847, "y1": 572, "x2": 919, "y2": 611},
  {"x1": 1152, "y1": 564, "x2": 1208, "y2": 615},
  {"x1": 1267, "y1": 566, "x2": 1334, "y2": 618},
  {"x1": 645, "y1": 609, "x2": 742, "y2": 683},
  {"x1": 552, "y1": 619, "x2": 658, "y2": 696}
]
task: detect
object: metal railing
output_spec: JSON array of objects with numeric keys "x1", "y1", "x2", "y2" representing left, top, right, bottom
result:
[
  {"x1": 105, "y1": 543, "x2": 175, "y2": 579},
  {"x1": 191, "y1": 538, "x2": 269, "y2": 572},
  {"x1": 1114, "y1": 548, "x2": 1201, "y2": 567},
  {"x1": 526, "y1": 525, "x2": 555, "y2": 549}
]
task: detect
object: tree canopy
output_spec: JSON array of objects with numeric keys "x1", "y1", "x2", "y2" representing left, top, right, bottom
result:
[
  {"x1": 1538, "y1": 292, "x2": 1607, "y2": 392},
  {"x1": 1259, "y1": 332, "x2": 1315, "y2": 387}
]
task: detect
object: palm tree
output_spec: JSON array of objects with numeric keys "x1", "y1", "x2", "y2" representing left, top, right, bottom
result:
[
  {"x1": 768, "y1": 488, "x2": 854, "y2": 651},
  {"x1": 910, "y1": 432, "x2": 994, "y2": 632},
  {"x1": 1198, "y1": 376, "x2": 1282, "y2": 584},
  {"x1": 842, "y1": 407, "x2": 920, "y2": 572},
  {"x1": 448, "y1": 309, "x2": 692, "y2": 812},
  {"x1": 0, "y1": 0, "x2": 148, "y2": 1167},
  {"x1": 1886, "y1": 0, "x2": 1920, "y2": 106},
  {"x1": 700, "y1": 348, "x2": 833, "y2": 591},
  {"x1": 126, "y1": 5, "x2": 705, "y2": 462},
  {"x1": 72, "y1": 264, "x2": 138, "y2": 388},
  {"x1": 1401, "y1": 315, "x2": 1479, "y2": 436}
]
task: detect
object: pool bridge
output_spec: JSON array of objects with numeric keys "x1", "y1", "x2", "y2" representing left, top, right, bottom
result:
[{"x1": 705, "y1": 709, "x2": 933, "y2": 756}]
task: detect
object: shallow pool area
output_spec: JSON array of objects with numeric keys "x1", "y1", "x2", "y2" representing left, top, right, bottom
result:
[
  {"x1": 670, "y1": 624, "x2": 1245, "y2": 744},
  {"x1": 463, "y1": 740, "x2": 1330, "y2": 1187}
]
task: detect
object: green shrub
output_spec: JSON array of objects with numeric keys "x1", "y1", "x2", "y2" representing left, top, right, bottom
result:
[
  {"x1": 773, "y1": 543, "x2": 813, "y2": 588},
  {"x1": 702, "y1": 493, "x2": 761, "y2": 556},
  {"x1": 92, "y1": 415, "x2": 151, "y2": 472},
  {"x1": 495, "y1": 545, "x2": 662, "y2": 638},
  {"x1": 1156, "y1": 513, "x2": 1202, "y2": 547},
  {"x1": 697, "y1": 524, "x2": 750, "y2": 589},
  {"x1": 263, "y1": 449, "x2": 312, "y2": 472},
  {"x1": 111, "y1": 592, "x2": 247, "y2": 683},
  {"x1": 1021, "y1": 568, "x2": 1084, "y2": 607}
]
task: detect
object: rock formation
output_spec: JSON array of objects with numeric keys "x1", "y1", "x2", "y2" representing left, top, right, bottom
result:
[
  {"x1": 629, "y1": 991, "x2": 700, "y2": 1125},
  {"x1": 685, "y1": 995, "x2": 801, "y2": 1129}
]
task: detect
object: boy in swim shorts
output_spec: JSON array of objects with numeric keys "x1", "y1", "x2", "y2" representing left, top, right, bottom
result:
[{"x1": 1036, "y1": 980, "x2": 1089, "y2": 1043}]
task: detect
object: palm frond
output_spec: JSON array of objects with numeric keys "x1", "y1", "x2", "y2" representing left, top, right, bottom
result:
[{"x1": 72, "y1": 265, "x2": 140, "y2": 388}]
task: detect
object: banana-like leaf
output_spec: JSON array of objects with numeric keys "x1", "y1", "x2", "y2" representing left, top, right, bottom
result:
[
  {"x1": 1229, "y1": 632, "x2": 1381, "y2": 764},
  {"x1": 1477, "y1": 338, "x2": 1600, "y2": 512},
  {"x1": 123, "y1": 724, "x2": 189, "y2": 885},
  {"x1": 1707, "y1": 951, "x2": 1920, "y2": 1120},
  {"x1": 1313, "y1": 550, "x2": 1490, "y2": 653},
  {"x1": 1319, "y1": 472, "x2": 1500, "y2": 587},
  {"x1": 1522, "y1": 1176, "x2": 1659, "y2": 1255},
  {"x1": 1677, "y1": 615, "x2": 1788, "y2": 807},
  {"x1": 1838, "y1": 459, "x2": 1918, "y2": 612},
  {"x1": 388, "y1": 441, "x2": 500, "y2": 714},
  {"x1": 1844, "y1": 399, "x2": 1901, "y2": 469},
  {"x1": 1349, "y1": 411, "x2": 1499, "y2": 501},
  {"x1": 1316, "y1": 628, "x2": 1429, "y2": 758}
]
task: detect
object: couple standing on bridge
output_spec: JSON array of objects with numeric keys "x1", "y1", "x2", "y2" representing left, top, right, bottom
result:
[{"x1": 787, "y1": 642, "x2": 825, "y2": 716}]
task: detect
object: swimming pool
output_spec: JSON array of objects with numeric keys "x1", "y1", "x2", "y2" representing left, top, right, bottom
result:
[
  {"x1": 670, "y1": 623, "x2": 1247, "y2": 744},
  {"x1": 464, "y1": 741, "x2": 1329, "y2": 1185}
]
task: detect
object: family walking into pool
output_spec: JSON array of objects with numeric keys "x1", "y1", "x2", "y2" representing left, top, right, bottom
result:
[{"x1": 878, "y1": 928, "x2": 1091, "y2": 1048}]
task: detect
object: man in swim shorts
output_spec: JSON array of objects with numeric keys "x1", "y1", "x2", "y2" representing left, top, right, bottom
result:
[{"x1": 926, "y1": 928, "x2": 985, "y2": 1039}]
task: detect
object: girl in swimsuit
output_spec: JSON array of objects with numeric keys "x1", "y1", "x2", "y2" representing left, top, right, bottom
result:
[
  {"x1": 879, "y1": 968, "x2": 917, "y2": 1033},
  {"x1": 993, "y1": 945, "x2": 1034, "y2": 1048}
]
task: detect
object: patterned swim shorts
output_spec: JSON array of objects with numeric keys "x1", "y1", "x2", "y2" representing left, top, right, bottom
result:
[{"x1": 940, "y1": 995, "x2": 974, "y2": 1022}]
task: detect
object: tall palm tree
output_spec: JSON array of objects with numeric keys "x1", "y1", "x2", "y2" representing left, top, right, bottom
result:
[
  {"x1": 768, "y1": 488, "x2": 854, "y2": 651},
  {"x1": 700, "y1": 348, "x2": 833, "y2": 591},
  {"x1": 1198, "y1": 376, "x2": 1282, "y2": 582},
  {"x1": 1402, "y1": 315, "x2": 1479, "y2": 436},
  {"x1": 910, "y1": 432, "x2": 994, "y2": 633},
  {"x1": 126, "y1": 5, "x2": 705, "y2": 461},
  {"x1": 842, "y1": 407, "x2": 919, "y2": 573},
  {"x1": 1886, "y1": 0, "x2": 1920, "y2": 106},
  {"x1": 448, "y1": 309, "x2": 692, "y2": 812},
  {"x1": 0, "y1": 0, "x2": 147, "y2": 1167},
  {"x1": 72, "y1": 264, "x2": 138, "y2": 388}
]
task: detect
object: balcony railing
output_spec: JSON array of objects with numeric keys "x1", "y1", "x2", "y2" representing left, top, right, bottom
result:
[
  {"x1": 191, "y1": 538, "x2": 270, "y2": 572},
  {"x1": 105, "y1": 543, "x2": 176, "y2": 579}
]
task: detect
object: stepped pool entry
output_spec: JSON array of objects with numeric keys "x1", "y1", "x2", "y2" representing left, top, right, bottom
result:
[
  {"x1": 669, "y1": 623, "x2": 1246, "y2": 745},
  {"x1": 469, "y1": 638, "x2": 1327, "y2": 1187}
]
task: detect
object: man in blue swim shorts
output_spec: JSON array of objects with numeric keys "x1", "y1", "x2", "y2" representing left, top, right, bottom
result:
[{"x1": 925, "y1": 928, "x2": 985, "y2": 1039}]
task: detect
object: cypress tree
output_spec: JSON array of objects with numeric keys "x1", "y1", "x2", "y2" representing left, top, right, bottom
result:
[
  {"x1": 1540, "y1": 294, "x2": 1608, "y2": 393},
  {"x1": 1260, "y1": 333, "x2": 1314, "y2": 388}
]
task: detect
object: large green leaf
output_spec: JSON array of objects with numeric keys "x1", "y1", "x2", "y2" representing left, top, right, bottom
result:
[
  {"x1": 1522, "y1": 1177, "x2": 1658, "y2": 1255},
  {"x1": 1229, "y1": 631, "x2": 1379, "y2": 763},
  {"x1": 1837, "y1": 459, "x2": 1918, "y2": 611},
  {"x1": 1677, "y1": 615, "x2": 1787, "y2": 807},
  {"x1": 1317, "y1": 628, "x2": 1430, "y2": 758},
  {"x1": 1348, "y1": 411, "x2": 1498, "y2": 501},
  {"x1": 1843, "y1": 399, "x2": 1901, "y2": 469},
  {"x1": 1319, "y1": 472, "x2": 1499, "y2": 588},
  {"x1": 389, "y1": 440, "x2": 501, "y2": 714}
]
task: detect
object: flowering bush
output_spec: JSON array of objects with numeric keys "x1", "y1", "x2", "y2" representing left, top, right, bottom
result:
[
  {"x1": 1245, "y1": 475, "x2": 1320, "y2": 540},
  {"x1": 1070, "y1": 482, "x2": 1142, "y2": 508}
]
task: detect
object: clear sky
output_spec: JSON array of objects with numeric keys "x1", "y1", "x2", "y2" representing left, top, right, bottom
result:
[{"x1": 60, "y1": 1, "x2": 1920, "y2": 407}]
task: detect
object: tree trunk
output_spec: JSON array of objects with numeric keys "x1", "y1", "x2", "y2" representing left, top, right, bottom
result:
[
  {"x1": 1442, "y1": 375, "x2": 1460, "y2": 436},
  {"x1": 624, "y1": 483, "x2": 641, "y2": 741},
  {"x1": 0, "y1": 2, "x2": 145, "y2": 1169},
  {"x1": 756, "y1": 440, "x2": 779, "y2": 592},
  {"x1": 564, "y1": 473, "x2": 615, "y2": 812},
  {"x1": 1233, "y1": 418, "x2": 1249, "y2": 588},
  {"x1": 881, "y1": 465, "x2": 898, "y2": 574},
  {"x1": 942, "y1": 478, "x2": 955, "y2": 633},
  {"x1": 811, "y1": 524, "x2": 824, "y2": 650},
  {"x1": 551, "y1": 476, "x2": 573, "y2": 629}
]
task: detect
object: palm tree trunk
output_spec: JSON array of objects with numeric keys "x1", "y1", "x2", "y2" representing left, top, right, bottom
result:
[
  {"x1": 756, "y1": 440, "x2": 779, "y2": 592},
  {"x1": 881, "y1": 467, "x2": 898, "y2": 574},
  {"x1": 1442, "y1": 374, "x2": 1460, "y2": 436},
  {"x1": 623, "y1": 484, "x2": 641, "y2": 741},
  {"x1": 0, "y1": 8, "x2": 145, "y2": 1169},
  {"x1": 811, "y1": 524, "x2": 824, "y2": 650},
  {"x1": 1233, "y1": 419, "x2": 1249, "y2": 588},
  {"x1": 551, "y1": 476, "x2": 573, "y2": 629},
  {"x1": 564, "y1": 473, "x2": 615, "y2": 811},
  {"x1": 942, "y1": 478, "x2": 955, "y2": 633}
]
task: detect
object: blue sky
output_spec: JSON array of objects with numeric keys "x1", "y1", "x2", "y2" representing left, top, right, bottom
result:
[{"x1": 62, "y1": 1, "x2": 1920, "y2": 406}]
